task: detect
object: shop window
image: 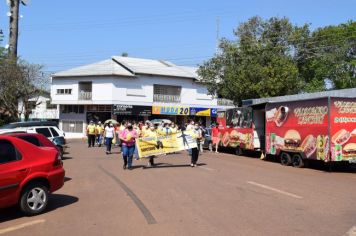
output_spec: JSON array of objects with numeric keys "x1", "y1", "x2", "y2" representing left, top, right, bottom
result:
[
  {"x1": 62, "y1": 120, "x2": 84, "y2": 133},
  {"x1": 61, "y1": 105, "x2": 84, "y2": 114},
  {"x1": 87, "y1": 105, "x2": 112, "y2": 112}
]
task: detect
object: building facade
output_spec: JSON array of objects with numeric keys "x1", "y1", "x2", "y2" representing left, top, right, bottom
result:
[
  {"x1": 51, "y1": 56, "x2": 234, "y2": 138},
  {"x1": 18, "y1": 96, "x2": 59, "y2": 121}
]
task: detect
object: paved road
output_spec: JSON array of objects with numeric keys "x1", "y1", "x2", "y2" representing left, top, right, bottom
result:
[{"x1": 1, "y1": 140, "x2": 356, "y2": 236}]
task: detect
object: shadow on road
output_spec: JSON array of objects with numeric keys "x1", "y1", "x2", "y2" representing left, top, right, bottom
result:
[
  {"x1": 143, "y1": 163, "x2": 207, "y2": 169},
  {"x1": 64, "y1": 177, "x2": 72, "y2": 182},
  {"x1": 62, "y1": 156, "x2": 73, "y2": 160},
  {"x1": 0, "y1": 194, "x2": 79, "y2": 223}
]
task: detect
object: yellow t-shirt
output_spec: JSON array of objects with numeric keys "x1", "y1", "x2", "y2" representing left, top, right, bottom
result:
[
  {"x1": 87, "y1": 124, "x2": 96, "y2": 135},
  {"x1": 96, "y1": 125, "x2": 104, "y2": 134},
  {"x1": 144, "y1": 129, "x2": 157, "y2": 138}
]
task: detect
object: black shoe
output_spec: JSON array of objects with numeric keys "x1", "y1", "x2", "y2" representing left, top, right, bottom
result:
[
  {"x1": 106, "y1": 151, "x2": 109, "y2": 155},
  {"x1": 123, "y1": 164, "x2": 127, "y2": 170},
  {"x1": 99, "y1": 144, "x2": 101, "y2": 147}
]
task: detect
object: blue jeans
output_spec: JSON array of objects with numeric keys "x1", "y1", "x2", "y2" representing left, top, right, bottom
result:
[
  {"x1": 106, "y1": 137, "x2": 113, "y2": 152},
  {"x1": 97, "y1": 134, "x2": 103, "y2": 145},
  {"x1": 122, "y1": 145, "x2": 135, "y2": 168}
]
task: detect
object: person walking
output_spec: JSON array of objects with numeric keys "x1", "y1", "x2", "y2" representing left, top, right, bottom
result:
[
  {"x1": 120, "y1": 123, "x2": 138, "y2": 170},
  {"x1": 186, "y1": 120, "x2": 195, "y2": 131},
  {"x1": 104, "y1": 122, "x2": 115, "y2": 154},
  {"x1": 144, "y1": 124, "x2": 157, "y2": 167},
  {"x1": 86, "y1": 120, "x2": 96, "y2": 148},
  {"x1": 96, "y1": 121, "x2": 104, "y2": 147},
  {"x1": 190, "y1": 123, "x2": 203, "y2": 167},
  {"x1": 141, "y1": 121, "x2": 150, "y2": 137},
  {"x1": 170, "y1": 122, "x2": 177, "y2": 134},
  {"x1": 211, "y1": 123, "x2": 220, "y2": 153}
]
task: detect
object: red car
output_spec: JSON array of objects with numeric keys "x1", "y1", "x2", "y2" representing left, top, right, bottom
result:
[
  {"x1": 6, "y1": 133, "x2": 63, "y2": 158},
  {"x1": 0, "y1": 135, "x2": 65, "y2": 215}
]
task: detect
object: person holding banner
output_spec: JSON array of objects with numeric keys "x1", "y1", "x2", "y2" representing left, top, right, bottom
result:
[
  {"x1": 191, "y1": 123, "x2": 203, "y2": 167},
  {"x1": 120, "y1": 123, "x2": 138, "y2": 170},
  {"x1": 143, "y1": 124, "x2": 158, "y2": 167}
]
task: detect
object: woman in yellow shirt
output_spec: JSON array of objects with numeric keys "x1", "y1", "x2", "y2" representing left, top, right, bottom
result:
[{"x1": 144, "y1": 124, "x2": 158, "y2": 167}]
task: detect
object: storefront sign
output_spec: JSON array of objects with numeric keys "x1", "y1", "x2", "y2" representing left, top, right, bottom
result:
[
  {"x1": 113, "y1": 105, "x2": 152, "y2": 116},
  {"x1": 190, "y1": 107, "x2": 211, "y2": 117},
  {"x1": 189, "y1": 107, "x2": 218, "y2": 117},
  {"x1": 152, "y1": 106, "x2": 190, "y2": 116},
  {"x1": 211, "y1": 108, "x2": 217, "y2": 117}
]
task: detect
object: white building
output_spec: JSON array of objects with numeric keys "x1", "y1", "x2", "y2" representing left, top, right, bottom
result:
[
  {"x1": 18, "y1": 96, "x2": 59, "y2": 121},
  {"x1": 51, "y1": 56, "x2": 234, "y2": 138}
]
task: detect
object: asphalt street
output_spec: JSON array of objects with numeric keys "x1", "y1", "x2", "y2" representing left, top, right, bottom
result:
[{"x1": 1, "y1": 140, "x2": 356, "y2": 236}]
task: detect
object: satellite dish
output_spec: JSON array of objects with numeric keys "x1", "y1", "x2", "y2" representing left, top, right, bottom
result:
[
  {"x1": 6, "y1": 0, "x2": 10, "y2": 6},
  {"x1": 5, "y1": 44, "x2": 9, "y2": 49},
  {"x1": 6, "y1": 12, "x2": 11, "y2": 17}
]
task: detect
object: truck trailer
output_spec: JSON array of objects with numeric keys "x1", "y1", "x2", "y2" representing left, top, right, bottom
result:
[{"x1": 216, "y1": 97, "x2": 356, "y2": 168}]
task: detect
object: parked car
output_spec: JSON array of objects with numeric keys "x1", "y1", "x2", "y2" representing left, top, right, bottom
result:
[
  {"x1": 202, "y1": 128, "x2": 213, "y2": 151},
  {"x1": 0, "y1": 121, "x2": 58, "y2": 130},
  {"x1": 6, "y1": 133, "x2": 65, "y2": 159},
  {"x1": 26, "y1": 126, "x2": 66, "y2": 156},
  {"x1": 0, "y1": 136, "x2": 65, "y2": 215},
  {"x1": 0, "y1": 126, "x2": 67, "y2": 158}
]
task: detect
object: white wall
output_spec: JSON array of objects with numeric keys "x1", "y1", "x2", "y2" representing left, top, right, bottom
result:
[
  {"x1": 18, "y1": 96, "x2": 59, "y2": 120},
  {"x1": 52, "y1": 75, "x2": 218, "y2": 107}
]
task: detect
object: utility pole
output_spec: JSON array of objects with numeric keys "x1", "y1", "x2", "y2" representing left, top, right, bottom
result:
[
  {"x1": 8, "y1": 0, "x2": 20, "y2": 59},
  {"x1": 8, "y1": 0, "x2": 27, "y2": 60}
]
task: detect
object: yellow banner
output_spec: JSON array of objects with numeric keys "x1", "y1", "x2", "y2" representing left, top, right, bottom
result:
[{"x1": 136, "y1": 131, "x2": 198, "y2": 158}]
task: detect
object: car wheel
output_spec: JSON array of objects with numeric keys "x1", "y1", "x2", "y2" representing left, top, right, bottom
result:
[
  {"x1": 19, "y1": 183, "x2": 49, "y2": 216},
  {"x1": 280, "y1": 152, "x2": 292, "y2": 166},
  {"x1": 208, "y1": 142, "x2": 213, "y2": 152},
  {"x1": 292, "y1": 154, "x2": 304, "y2": 168}
]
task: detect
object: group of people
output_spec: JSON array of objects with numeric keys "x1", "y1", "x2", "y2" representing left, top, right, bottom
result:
[{"x1": 86, "y1": 119, "x2": 216, "y2": 170}]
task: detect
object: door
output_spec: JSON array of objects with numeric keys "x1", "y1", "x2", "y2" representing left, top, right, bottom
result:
[{"x1": 0, "y1": 139, "x2": 28, "y2": 207}]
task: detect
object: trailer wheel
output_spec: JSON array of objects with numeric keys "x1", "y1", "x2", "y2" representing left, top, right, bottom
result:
[
  {"x1": 280, "y1": 152, "x2": 291, "y2": 166},
  {"x1": 292, "y1": 154, "x2": 304, "y2": 168},
  {"x1": 235, "y1": 146, "x2": 243, "y2": 156}
]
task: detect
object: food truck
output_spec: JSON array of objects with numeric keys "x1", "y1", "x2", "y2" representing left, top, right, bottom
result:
[{"x1": 216, "y1": 97, "x2": 356, "y2": 167}]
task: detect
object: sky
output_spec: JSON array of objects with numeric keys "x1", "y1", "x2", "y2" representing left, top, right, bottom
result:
[{"x1": 0, "y1": 0, "x2": 355, "y2": 74}]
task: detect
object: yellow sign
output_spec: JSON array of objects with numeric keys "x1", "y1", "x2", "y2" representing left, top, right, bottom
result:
[
  {"x1": 152, "y1": 106, "x2": 190, "y2": 115},
  {"x1": 136, "y1": 131, "x2": 197, "y2": 158}
]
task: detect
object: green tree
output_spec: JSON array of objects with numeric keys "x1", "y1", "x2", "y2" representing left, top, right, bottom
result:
[
  {"x1": 0, "y1": 59, "x2": 49, "y2": 121},
  {"x1": 199, "y1": 17, "x2": 356, "y2": 103},
  {"x1": 198, "y1": 16, "x2": 302, "y2": 105},
  {"x1": 309, "y1": 21, "x2": 356, "y2": 89}
]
